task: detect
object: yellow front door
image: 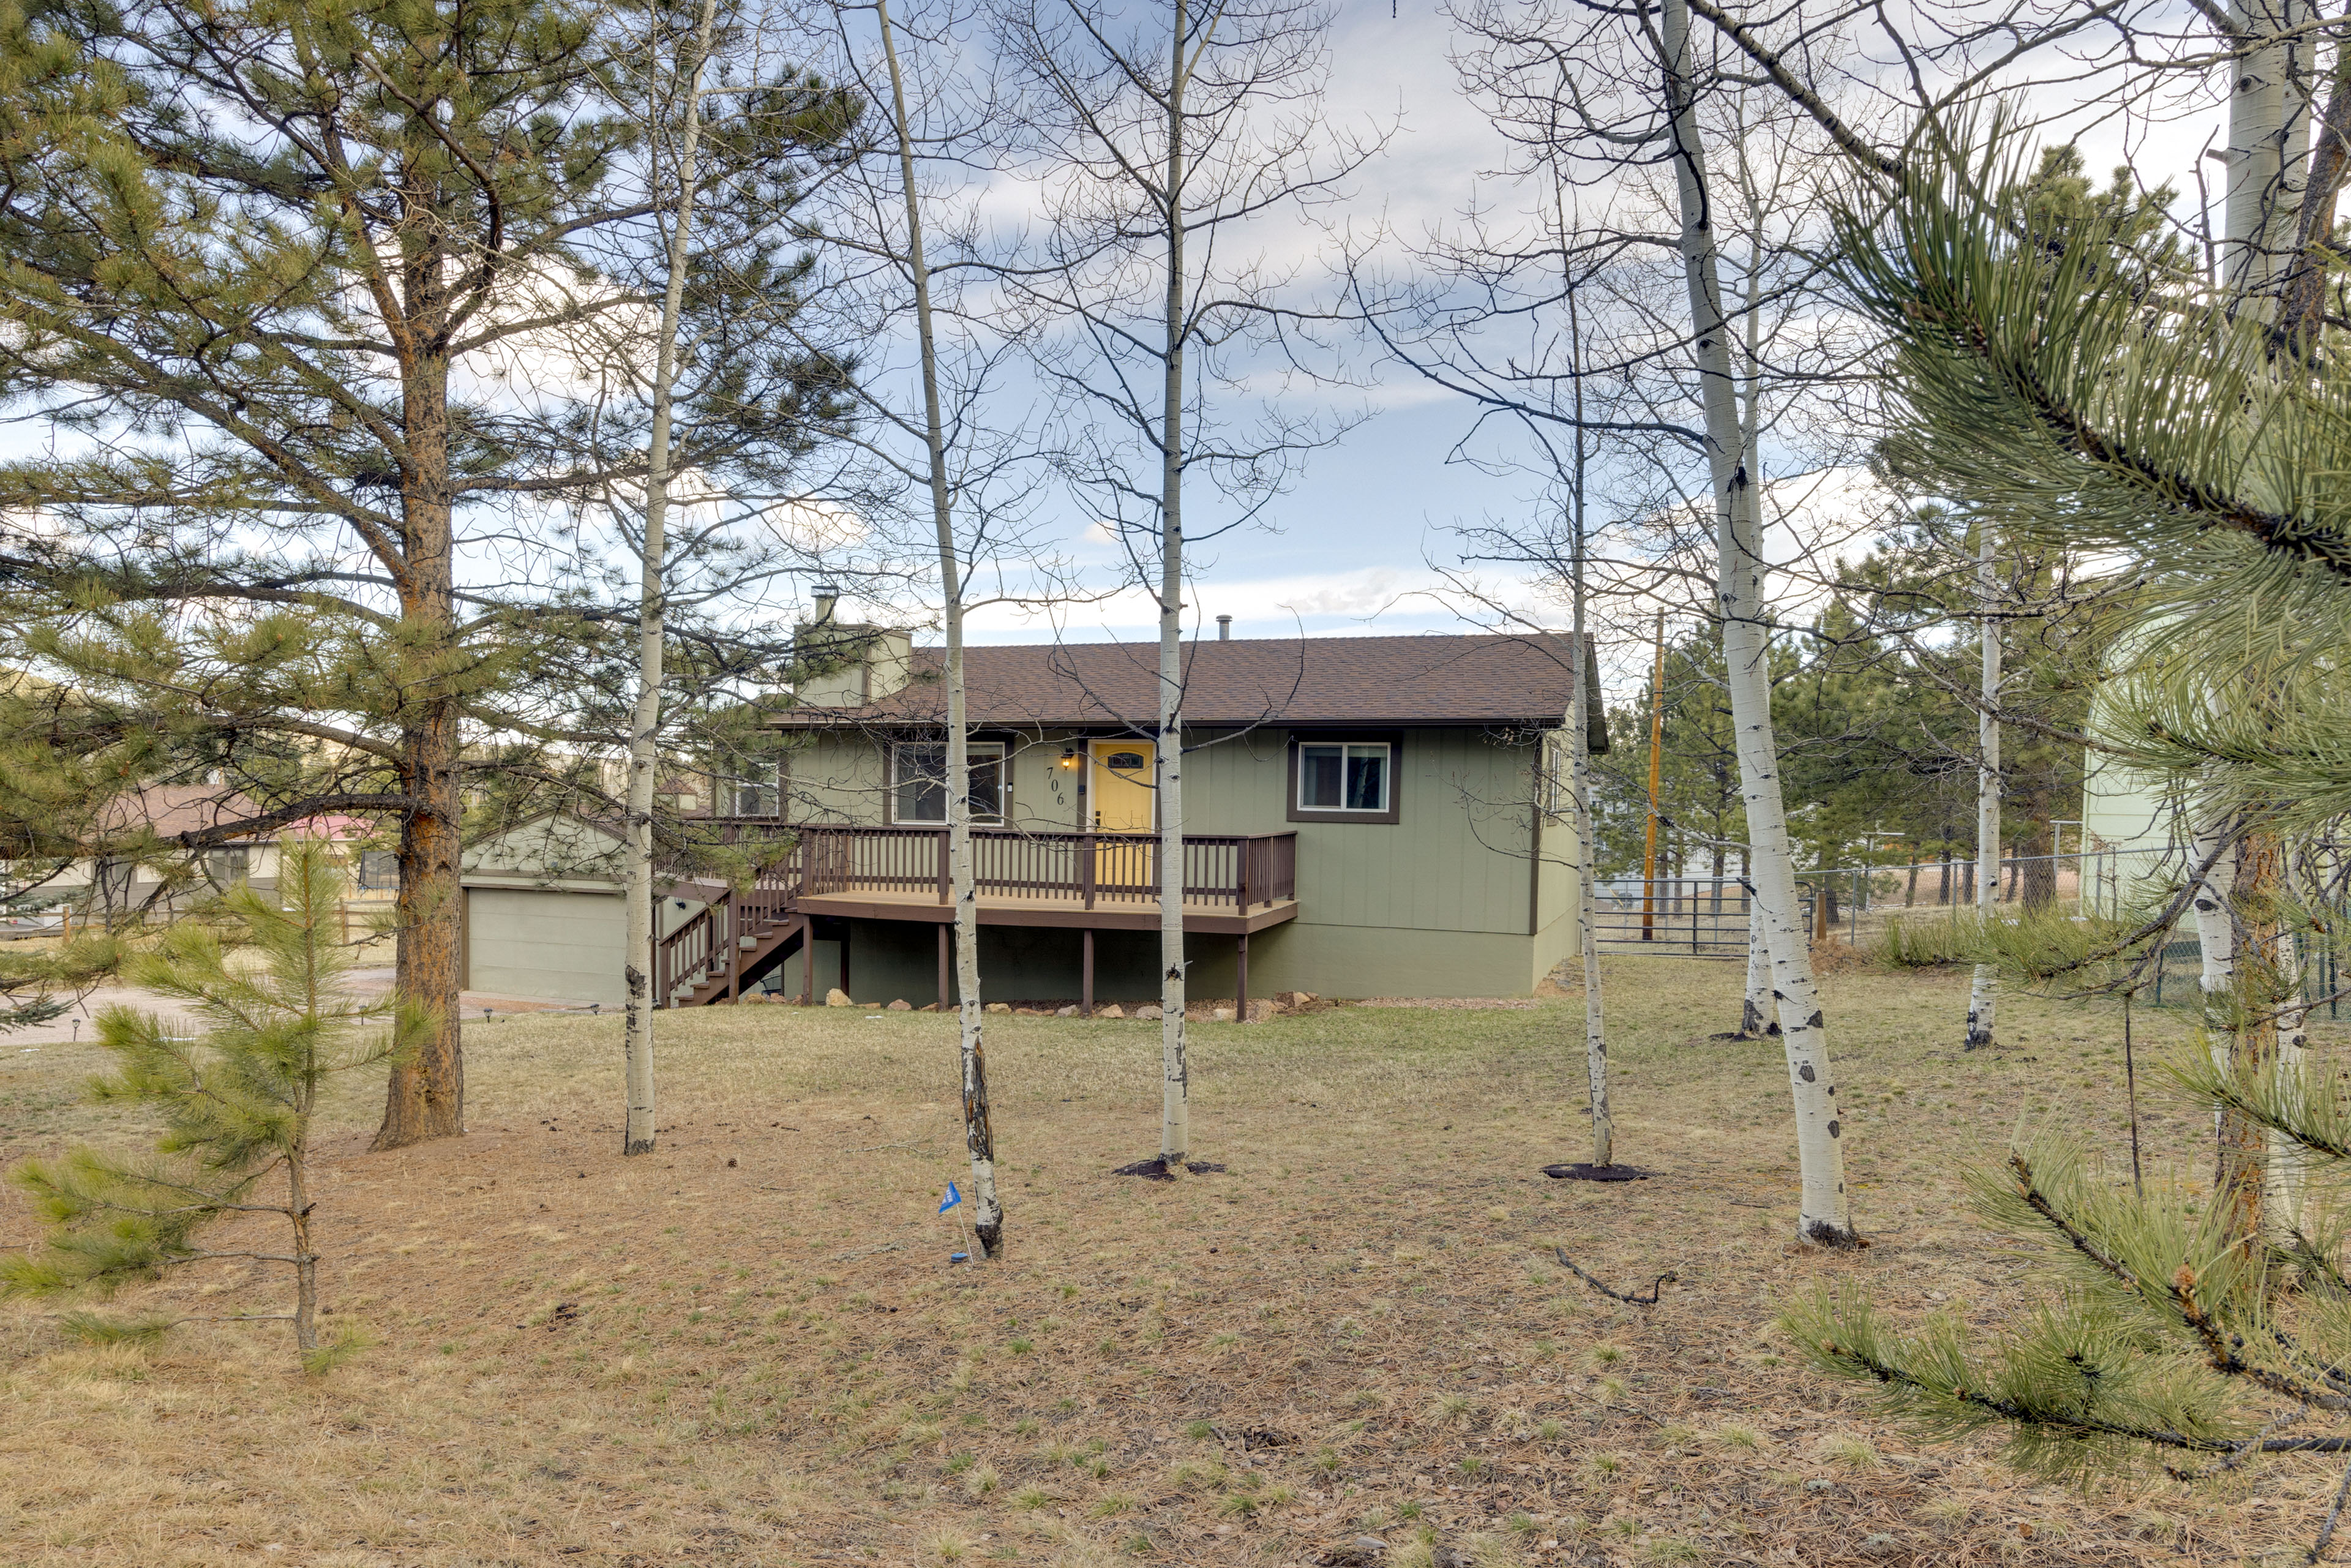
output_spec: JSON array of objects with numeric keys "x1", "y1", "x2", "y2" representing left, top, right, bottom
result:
[{"x1": 1089, "y1": 741, "x2": 1156, "y2": 832}]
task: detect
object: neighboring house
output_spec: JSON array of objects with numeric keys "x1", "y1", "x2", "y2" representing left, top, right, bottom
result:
[
  {"x1": 2079, "y1": 656, "x2": 2203, "y2": 918},
  {"x1": 454, "y1": 625, "x2": 1590, "y2": 1007},
  {"x1": 11, "y1": 785, "x2": 383, "y2": 918},
  {"x1": 2087, "y1": 757, "x2": 2172, "y2": 888}
]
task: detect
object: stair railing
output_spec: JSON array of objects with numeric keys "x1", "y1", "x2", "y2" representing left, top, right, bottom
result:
[{"x1": 653, "y1": 837, "x2": 811, "y2": 1005}]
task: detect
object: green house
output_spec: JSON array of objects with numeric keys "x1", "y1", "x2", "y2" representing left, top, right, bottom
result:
[{"x1": 705, "y1": 628, "x2": 1589, "y2": 1007}]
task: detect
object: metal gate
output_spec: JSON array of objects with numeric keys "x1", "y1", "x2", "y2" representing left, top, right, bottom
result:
[{"x1": 1590, "y1": 877, "x2": 1813, "y2": 958}]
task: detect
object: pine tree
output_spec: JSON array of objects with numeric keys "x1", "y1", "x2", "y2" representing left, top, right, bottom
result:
[
  {"x1": 1791, "y1": 123, "x2": 2351, "y2": 1534},
  {"x1": 0, "y1": 0, "x2": 858, "y2": 1146},
  {"x1": 1, "y1": 838, "x2": 422, "y2": 1368}
]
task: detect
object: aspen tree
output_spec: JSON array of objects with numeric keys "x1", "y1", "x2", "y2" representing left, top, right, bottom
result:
[
  {"x1": 1660, "y1": 0, "x2": 1855, "y2": 1243},
  {"x1": 623, "y1": 0, "x2": 726, "y2": 1159},
  {"x1": 1741, "y1": 894, "x2": 1776, "y2": 1038},
  {"x1": 1001, "y1": 0, "x2": 1368, "y2": 1169},
  {"x1": 1565, "y1": 295, "x2": 1611, "y2": 1168},
  {"x1": 871, "y1": 0, "x2": 1005, "y2": 1253},
  {"x1": 1965, "y1": 525, "x2": 2001, "y2": 1050}
]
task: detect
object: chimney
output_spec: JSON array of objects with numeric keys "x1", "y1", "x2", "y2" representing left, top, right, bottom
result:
[
  {"x1": 1216, "y1": 615, "x2": 1232, "y2": 640},
  {"x1": 792, "y1": 587, "x2": 913, "y2": 708}
]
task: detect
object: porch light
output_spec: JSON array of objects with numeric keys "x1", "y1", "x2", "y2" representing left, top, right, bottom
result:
[{"x1": 1059, "y1": 749, "x2": 1079, "y2": 768}]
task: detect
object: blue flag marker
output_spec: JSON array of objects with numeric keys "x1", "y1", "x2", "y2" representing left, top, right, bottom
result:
[{"x1": 939, "y1": 1180, "x2": 962, "y2": 1214}]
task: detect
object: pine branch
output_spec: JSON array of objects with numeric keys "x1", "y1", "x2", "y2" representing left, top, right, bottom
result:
[{"x1": 2006, "y1": 1153, "x2": 2137, "y2": 1287}]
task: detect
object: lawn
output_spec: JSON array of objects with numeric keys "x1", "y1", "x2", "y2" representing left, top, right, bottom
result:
[{"x1": 0, "y1": 956, "x2": 2322, "y2": 1566}]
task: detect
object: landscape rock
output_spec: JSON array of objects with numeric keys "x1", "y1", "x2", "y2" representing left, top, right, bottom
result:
[
  {"x1": 1212, "y1": 1007, "x2": 1235, "y2": 1022},
  {"x1": 1056, "y1": 1005, "x2": 1078, "y2": 1017},
  {"x1": 887, "y1": 999, "x2": 912, "y2": 1011},
  {"x1": 1096, "y1": 1004, "x2": 1125, "y2": 1019},
  {"x1": 825, "y1": 988, "x2": 853, "y2": 1008},
  {"x1": 1134, "y1": 1004, "x2": 1162, "y2": 1020},
  {"x1": 1245, "y1": 998, "x2": 1277, "y2": 1022},
  {"x1": 984, "y1": 1002, "x2": 1011, "y2": 1013}
]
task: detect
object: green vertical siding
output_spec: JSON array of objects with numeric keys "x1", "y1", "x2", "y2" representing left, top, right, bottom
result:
[
  {"x1": 777, "y1": 721, "x2": 1585, "y2": 996},
  {"x1": 784, "y1": 724, "x2": 1572, "y2": 940},
  {"x1": 784, "y1": 732, "x2": 888, "y2": 823}
]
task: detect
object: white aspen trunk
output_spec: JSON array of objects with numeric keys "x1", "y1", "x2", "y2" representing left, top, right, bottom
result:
[
  {"x1": 1662, "y1": 0, "x2": 1854, "y2": 1244},
  {"x1": 876, "y1": 0, "x2": 1002, "y2": 1253},
  {"x1": 622, "y1": 0, "x2": 720, "y2": 1159},
  {"x1": 1565, "y1": 290, "x2": 1608, "y2": 1166},
  {"x1": 2204, "y1": 2, "x2": 2306, "y2": 1238},
  {"x1": 1742, "y1": 892, "x2": 1775, "y2": 1035},
  {"x1": 2221, "y1": 0, "x2": 2314, "y2": 309},
  {"x1": 1733, "y1": 253, "x2": 1772, "y2": 1043},
  {"x1": 2191, "y1": 812, "x2": 2240, "y2": 1081},
  {"x1": 1965, "y1": 525, "x2": 2000, "y2": 1051},
  {"x1": 2273, "y1": 925, "x2": 2310, "y2": 1233},
  {"x1": 1572, "y1": 645, "x2": 1609, "y2": 1165},
  {"x1": 1155, "y1": 0, "x2": 1191, "y2": 1168}
]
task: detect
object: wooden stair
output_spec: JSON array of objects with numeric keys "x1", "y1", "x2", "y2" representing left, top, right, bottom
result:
[
  {"x1": 672, "y1": 909, "x2": 809, "y2": 1006},
  {"x1": 655, "y1": 869, "x2": 813, "y2": 1007}
]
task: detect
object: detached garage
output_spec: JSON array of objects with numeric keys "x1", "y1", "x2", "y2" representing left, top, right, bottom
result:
[
  {"x1": 464, "y1": 885, "x2": 628, "y2": 1006},
  {"x1": 461, "y1": 814, "x2": 705, "y2": 1008}
]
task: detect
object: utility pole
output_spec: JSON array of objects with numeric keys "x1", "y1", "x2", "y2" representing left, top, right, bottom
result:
[{"x1": 1641, "y1": 609, "x2": 1666, "y2": 940}]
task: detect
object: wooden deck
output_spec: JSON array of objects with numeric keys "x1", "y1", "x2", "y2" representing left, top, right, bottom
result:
[{"x1": 656, "y1": 823, "x2": 1300, "y2": 1008}]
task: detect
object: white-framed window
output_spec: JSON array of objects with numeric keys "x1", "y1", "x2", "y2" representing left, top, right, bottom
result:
[
  {"x1": 1543, "y1": 731, "x2": 1572, "y2": 819},
  {"x1": 201, "y1": 846, "x2": 252, "y2": 888},
  {"x1": 1296, "y1": 741, "x2": 1390, "y2": 814},
  {"x1": 892, "y1": 741, "x2": 1005, "y2": 825}
]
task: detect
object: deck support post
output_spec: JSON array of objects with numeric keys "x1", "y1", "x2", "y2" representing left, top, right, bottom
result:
[
  {"x1": 938, "y1": 922, "x2": 951, "y2": 1010},
  {"x1": 1082, "y1": 927, "x2": 1095, "y2": 1017},
  {"x1": 727, "y1": 893, "x2": 741, "y2": 1003},
  {"x1": 1235, "y1": 931, "x2": 1248, "y2": 1024},
  {"x1": 800, "y1": 918, "x2": 814, "y2": 1005},
  {"x1": 838, "y1": 925, "x2": 850, "y2": 1002}
]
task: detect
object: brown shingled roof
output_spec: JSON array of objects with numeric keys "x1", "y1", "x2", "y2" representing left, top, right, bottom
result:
[
  {"x1": 770, "y1": 633, "x2": 1580, "y2": 730},
  {"x1": 96, "y1": 785, "x2": 270, "y2": 839}
]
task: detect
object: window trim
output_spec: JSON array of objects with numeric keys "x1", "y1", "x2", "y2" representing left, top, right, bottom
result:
[
  {"x1": 889, "y1": 738, "x2": 1008, "y2": 827},
  {"x1": 1286, "y1": 731, "x2": 1402, "y2": 825}
]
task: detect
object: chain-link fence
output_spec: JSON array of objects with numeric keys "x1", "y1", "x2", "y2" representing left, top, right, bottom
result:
[
  {"x1": 1608, "y1": 844, "x2": 2350, "y2": 1019},
  {"x1": 1597, "y1": 846, "x2": 2195, "y2": 959}
]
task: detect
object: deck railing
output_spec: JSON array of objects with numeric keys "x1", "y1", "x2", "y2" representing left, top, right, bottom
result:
[
  {"x1": 790, "y1": 824, "x2": 1296, "y2": 912},
  {"x1": 653, "y1": 825, "x2": 1297, "y2": 1002}
]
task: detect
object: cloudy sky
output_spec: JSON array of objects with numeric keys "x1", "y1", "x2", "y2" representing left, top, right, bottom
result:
[
  {"x1": 945, "y1": 0, "x2": 2232, "y2": 650},
  {"x1": 951, "y1": 0, "x2": 1539, "y2": 647}
]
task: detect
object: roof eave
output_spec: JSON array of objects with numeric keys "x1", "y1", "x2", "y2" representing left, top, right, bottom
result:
[{"x1": 768, "y1": 714, "x2": 1563, "y2": 730}]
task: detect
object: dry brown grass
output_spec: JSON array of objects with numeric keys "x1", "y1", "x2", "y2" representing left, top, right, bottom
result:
[{"x1": 0, "y1": 957, "x2": 2324, "y2": 1566}]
